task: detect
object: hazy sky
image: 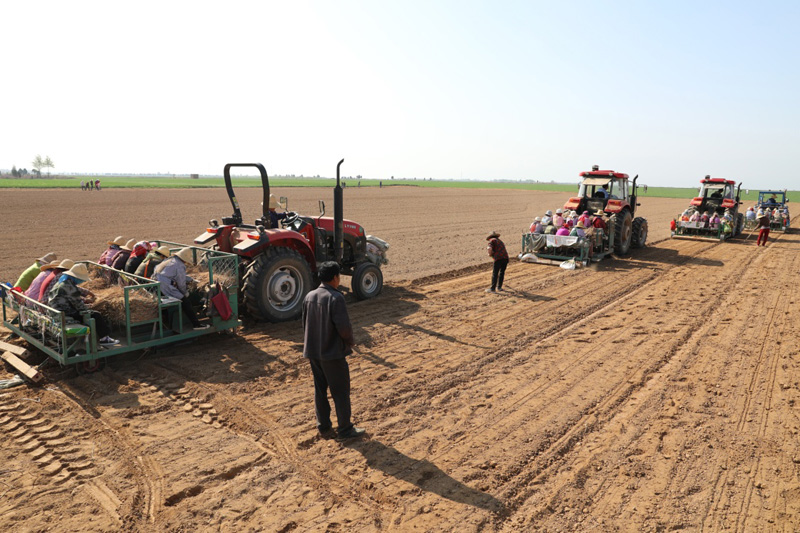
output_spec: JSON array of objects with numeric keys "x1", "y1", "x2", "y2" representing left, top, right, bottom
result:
[{"x1": 3, "y1": 1, "x2": 798, "y2": 188}]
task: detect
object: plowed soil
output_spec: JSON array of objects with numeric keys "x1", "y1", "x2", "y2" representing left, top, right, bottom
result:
[{"x1": 1, "y1": 187, "x2": 797, "y2": 532}]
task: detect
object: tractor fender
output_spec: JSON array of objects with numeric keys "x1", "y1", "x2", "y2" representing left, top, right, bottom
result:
[
  {"x1": 604, "y1": 200, "x2": 626, "y2": 214},
  {"x1": 563, "y1": 197, "x2": 582, "y2": 211},
  {"x1": 721, "y1": 198, "x2": 736, "y2": 209},
  {"x1": 234, "y1": 230, "x2": 316, "y2": 269},
  {"x1": 690, "y1": 197, "x2": 703, "y2": 207}
]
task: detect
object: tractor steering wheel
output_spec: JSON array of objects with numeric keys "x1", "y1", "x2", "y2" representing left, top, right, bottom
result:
[{"x1": 281, "y1": 212, "x2": 300, "y2": 229}]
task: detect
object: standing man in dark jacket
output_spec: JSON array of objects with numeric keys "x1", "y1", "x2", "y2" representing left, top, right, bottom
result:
[
  {"x1": 302, "y1": 261, "x2": 365, "y2": 440},
  {"x1": 486, "y1": 231, "x2": 509, "y2": 293}
]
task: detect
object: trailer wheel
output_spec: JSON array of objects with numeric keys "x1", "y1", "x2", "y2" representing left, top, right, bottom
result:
[
  {"x1": 243, "y1": 248, "x2": 312, "y2": 322},
  {"x1": 632, "y1": 217, "x2": 648, "y2": 248},
  {"x1": 351, "y1": 263, "x2": 383, "y2": 300},
  {"x1": 75, "y1": 358, "x2": 105, "y2": 375},
  {"x1": 614, "y1": 210, "x2": 633, "y2": 255}
]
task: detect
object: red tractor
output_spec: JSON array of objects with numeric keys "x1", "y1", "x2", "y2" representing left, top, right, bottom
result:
[
  {"x1": 563, "y1": 166, "x2": 648, "y2": 255},
  {"x1": 195, "y1": 161, "x2": 385, "y2": 322}
]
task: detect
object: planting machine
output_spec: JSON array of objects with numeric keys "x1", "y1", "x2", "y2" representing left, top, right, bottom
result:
[
  {"x1": 756, "y1": 190, "x2": 790, "y2": 232},
  {"x1": 195, "y1": 161, "x2": 387, "y2": 322},
  {"x1": 671, "y1": 177, "x2": 744, "y2": 241},
  {"x1": 521, "y1": 166, "x2": 647, "y2": 266}
]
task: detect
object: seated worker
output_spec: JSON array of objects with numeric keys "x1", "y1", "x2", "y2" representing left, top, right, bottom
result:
[
  {"x1": 552, "y1": 209, "x2": 565, "y2": 228},
  {"x1": 541, "y1": 210, "x2": 553, "y2": 227},
  {"x1": 699, "y1": 211, "x2": 710, "y2": 228},
  {"x1": 47, "y1": 263, "x2": 118, "y2": 346},
  {"x1": 592, "y1": 210, "x2": 608, "y2": 231},
  {"x1": 266, "y1": 194, "x2": 295, "y2": 229},
  {"x1": 110, "y1": 239, "x2": 136, "y2": 271},
  {"x1": 570, "y1": 220, "x2": 586, "y2": 238},
  {"x1": 529, "y1": 217, "x2": 543, "y2": 234},
  {"x1": 710, "y1": 189, "x2": 723, "y2": 199},
  {"x1": 689, "y1": 211, "x2": 701, "y2": 223},
  {"x1": 709, "y1": 213, "x2": 721, "y2": 229},
  {"x1": 578, "y1": 211, "x2": 592, "y2": 228},
  {"x1": 24, "y1": 260, "x2": 59, "y2": 302},
  {"x1": 100, "y1": 236, "x2": 125, "y2": 265},
  {"x1": 596, "y1": 184, "x2": 610, "y2": 199},
  {"x1": 153, "y1": 247, "x2": 210, "y2": 330},
  {"x1": 15, "y1": 252, "x2": 57, "y2": 291},
  {"x1": 124, "y1": 241, "x2": 151, "y2": 274},
  {"x1": 135, "y1": 246, "x2": 171, "y2": 278},
  {"x1": 38, "y1": 259, "x2": 77, "y2": 303},
  {"x1": 555, "y1": 223, "x2": 571, "y2": 236},
  {"x1": 745, "y1": 207, "x2": 757, "y2": 221}
]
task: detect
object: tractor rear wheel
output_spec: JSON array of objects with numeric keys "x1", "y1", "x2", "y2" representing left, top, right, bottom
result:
[
  {"x1": 351, "y1": 262, "x2": 383, "y2": 300},
  {"x1": 243, "y1": 248, "x2": 312, "y2": 322},
  {"x1": 614, "y1": 210, "x2": 633, "y2": 255},
  {"x1": 632, "y1": 217, "x2": 648, "y2": 249},
  {"x1": 735, "y1": 213, "x2": 744, "y2": 236}
]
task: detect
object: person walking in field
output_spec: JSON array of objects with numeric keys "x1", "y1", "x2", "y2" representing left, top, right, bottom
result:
[
  {"x1": 486, "y1": 231, "x2": 508, "y2": 293},
  {"x1": 302, "y1": 261, "x2": 365, "y2": 441},
  {"x1": 756, "y1": 209, "x2": 771, "y2": 246}
]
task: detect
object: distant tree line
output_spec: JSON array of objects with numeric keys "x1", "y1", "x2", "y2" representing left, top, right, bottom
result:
[{"x1": 6, "y1": 155, "x2": 55, "y2": 177}]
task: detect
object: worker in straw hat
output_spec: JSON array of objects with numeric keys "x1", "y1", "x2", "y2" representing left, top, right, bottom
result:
[
  {"x1": 485, "y1": 231, "x2": 508, "y2": 294},
  {"x1": 153, "y1": 247, "x2": 210, "y2": 330},
  {"x1": 135, "y1": 245, "x2": 171, "y2": 278},
  {"x1": 47, "y1": 263, "x2": 118, "y2": 346},
  {"x1": 100, "y1": 236, "x2": 125, "y2": 266},
  {"x1": 265, "y1": 194, "x2": 295, "y2": 229},
  {"x1": 38, "y1": 259, "x2": 86, "y2": 304},
  {"x1": 14, "y1": 252, "x2": 57, "y2": 291}
]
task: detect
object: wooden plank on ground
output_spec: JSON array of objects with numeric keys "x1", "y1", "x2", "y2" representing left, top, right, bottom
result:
[
  {"x1": 1, "y1": 351, "x2": 42, "y2": 383},
  {"x1": 0, "y1": 340, "x2": 27, "y2": 357}
]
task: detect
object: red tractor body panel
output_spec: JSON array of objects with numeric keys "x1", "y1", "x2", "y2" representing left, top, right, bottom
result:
[
  {"x1": 579, "y1": 170, "x2": 629, "y2": 179},
  {"x1": 604, "y1": 199, "x2": 625, "y2": 214}
]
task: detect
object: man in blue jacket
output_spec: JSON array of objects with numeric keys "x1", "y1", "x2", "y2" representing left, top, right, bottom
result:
[{"x1": 302, "y1": 261, "x2": 365, "y2": 440}]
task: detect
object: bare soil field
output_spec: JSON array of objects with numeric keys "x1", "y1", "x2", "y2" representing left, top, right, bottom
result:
[{"x1": 1, "y1": 187, "x2": 797, "y2": 532}]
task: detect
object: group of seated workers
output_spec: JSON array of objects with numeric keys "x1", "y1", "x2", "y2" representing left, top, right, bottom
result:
[
  {"x1": 529, "y1": 208, "x2": 610, "y2": 254},
  {"x1": 677, "y1": 207, "x2": 734, "y2": 233},
  {"x1": 11, "y1": 252, "x2": 119, "y2": 346}
]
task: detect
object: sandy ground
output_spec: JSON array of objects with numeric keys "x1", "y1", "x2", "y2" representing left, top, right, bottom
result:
[{"x1": 1, "y1": 187, "x2": 796, "y2": 532}]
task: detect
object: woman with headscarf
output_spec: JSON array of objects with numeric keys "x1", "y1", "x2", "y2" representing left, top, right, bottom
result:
[
  {"x1": 124, "y1": 241, "x2": 151, "y2": 274},
  {"x1": 100, "y1": 236, "x2": 125, "y2": 265}
]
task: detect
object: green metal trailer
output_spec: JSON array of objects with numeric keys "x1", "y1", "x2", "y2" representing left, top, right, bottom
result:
[
  {"x1": 520, "y1": 222, "x2": 616, "y2": 267},
  {"x1": 1, "y1": 243, "x2": 240, "y2": 371}
]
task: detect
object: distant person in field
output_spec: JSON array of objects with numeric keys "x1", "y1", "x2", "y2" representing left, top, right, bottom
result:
[
  {"x1": 88, "y1": 179, "x2": 94, "y2": 190},
  {"x1": 302, "y1": 261, "x2": 364, "y2": 441},
  {"x1": 756, "y1": 210, "x2": 771, "y2": 246},
  {"x1": 486, "y1": 231, "x2": 508, "y2": 293},
  {"x1": 95, "y1": 179, "x2": 101, "y2": 191},
  {"x1": 15, "y1": 252, "x2": 56, "y2": 291},
  {"x1": 80, "y1": 180, "x2": 85, "y2": 191}
]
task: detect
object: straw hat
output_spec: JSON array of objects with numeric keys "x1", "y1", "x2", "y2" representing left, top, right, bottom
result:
[
  {"x1": 64, "y1": 263, "x2": 90, "y2": 282},
  {"x1": 120, "y1": 238, "x2": 136, "y2": 252},
  {"x1": 107, "y1": 236, "x2": 126, "y2": 246},
  {"x1": 37, "y1": 252, "x2": 56, "y2": 264},
  {"x1": 486, "y1": 231, "x2": 500, "y2": 240},
  {"x1": 155, "y1": 246, "x2": 171, "y2": 258},
  {"x1": 173, "y1": 247, "x2": 194, "y2": 264},
  {"x1": 545, "y1": 210, "x2": 553, "y2": 216},
  {"x1": 268, "y1": 194, "x2": 284, "y2": 210},
  {"x1": 593, "y1": 209, "x2": 605, "y2": 216},
  {"x1": 40, "y1": 260, "x2": 60, "y2": 271},
  {"x1": 576, "y1": 221, "x2": 585, "y2": 229},
  {"x1": 533, "y1": 216, "x2": 541, "y2": 222},
  {"x1": 555, "y1": 208, "x2": 563, "y2": 215},
  {"x1": 56, "y1": 259, "x2": 75, "y2": 270}
]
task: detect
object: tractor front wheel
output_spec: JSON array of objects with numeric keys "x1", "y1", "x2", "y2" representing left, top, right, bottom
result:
[
  {"x1": 351, "y1": 263, "x2": 383, "y2": 300},
  {"x1": 614, "y1": 210, "x2": 633, "y2": 255},
  {"x1": 243, "y1": 248, "x2": 312, "y2": 322}
]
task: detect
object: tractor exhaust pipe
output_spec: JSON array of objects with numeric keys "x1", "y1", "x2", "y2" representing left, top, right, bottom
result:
[{"x1": 334, "y1": 159, "x2": 344, "y2": 264}]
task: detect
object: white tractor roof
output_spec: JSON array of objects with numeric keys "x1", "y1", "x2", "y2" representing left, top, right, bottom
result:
[{"x1": 582, "y1": 177, "x2": 616, "y2": 186}]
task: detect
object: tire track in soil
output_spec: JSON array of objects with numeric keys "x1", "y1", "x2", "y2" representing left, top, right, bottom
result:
[
  {"x1": 123, "y1": 361, "x2": 402, "y2": 518},
  {"x1": 484, "y1": 238, "x2": 759, "y2": 529},
  {"x1": 505, "y1": 229, "x2": 799, "y2": 531}
]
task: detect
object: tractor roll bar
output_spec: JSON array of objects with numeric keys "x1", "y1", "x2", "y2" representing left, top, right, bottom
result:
[{"x1": 223, "y1": 163, "x2": 270, "y2": 227}]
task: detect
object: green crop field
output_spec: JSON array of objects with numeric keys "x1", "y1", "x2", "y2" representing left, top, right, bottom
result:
[{"x1": 0, "y1": 175, "x2": 795, "y2": 202}]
